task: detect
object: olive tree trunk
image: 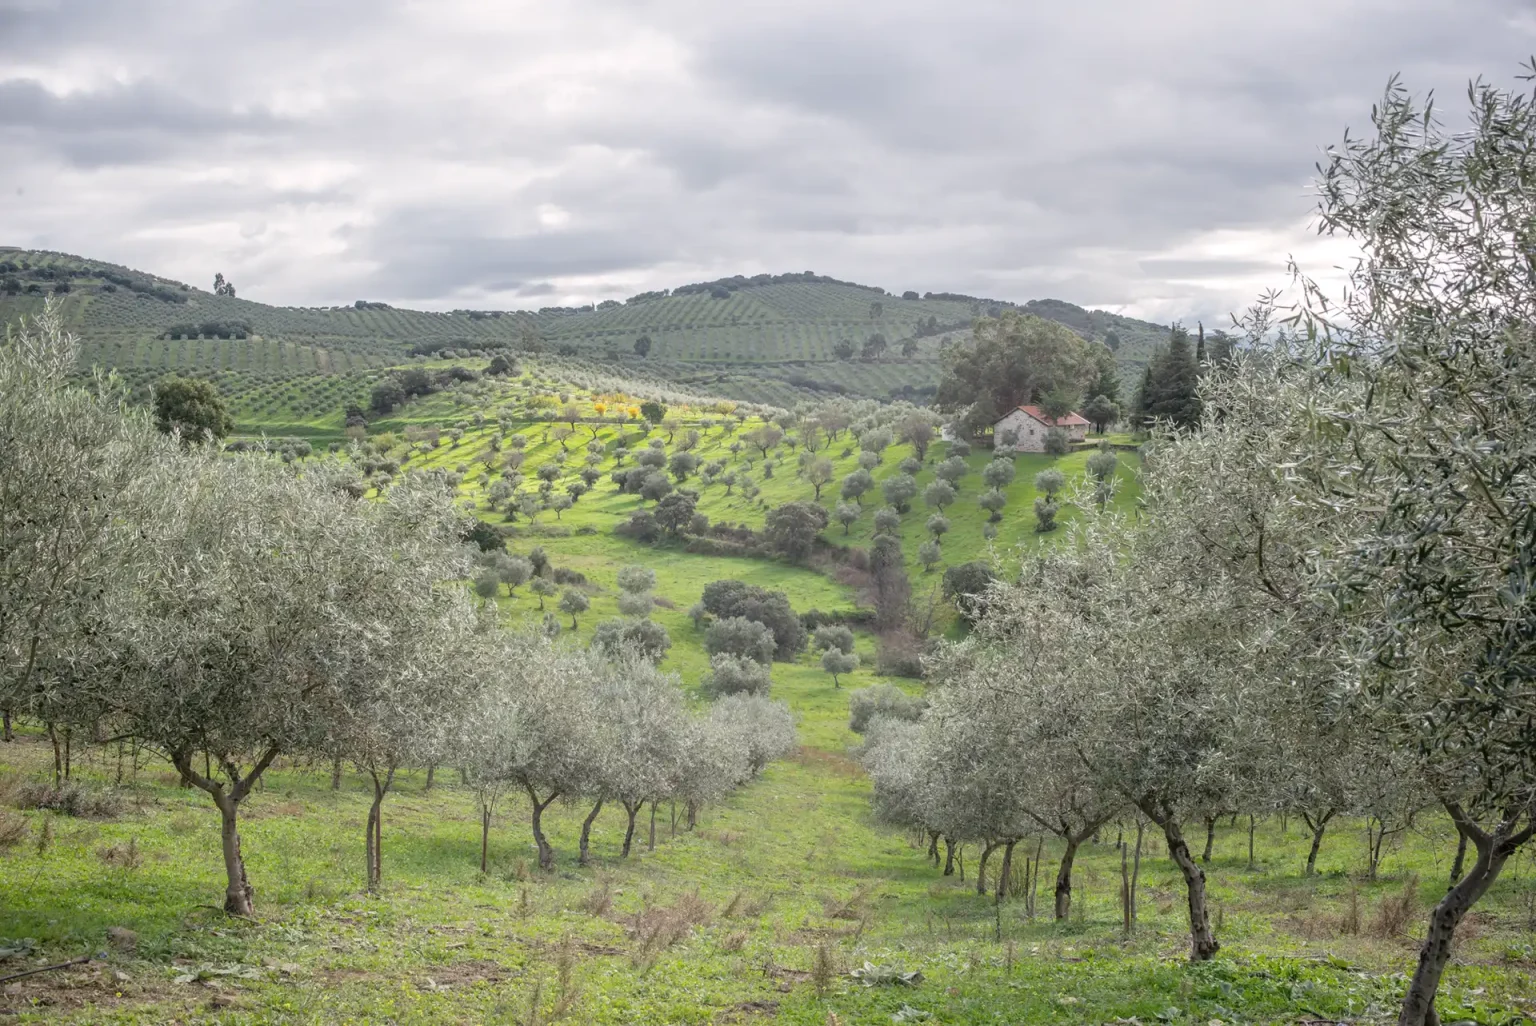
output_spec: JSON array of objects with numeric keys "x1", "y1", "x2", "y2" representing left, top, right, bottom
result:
[
  {"x1": 942, "y1": 836, "x2": 956, "y2": 876},
  {"x1": 994, "y1": 839, "x2": 1017, "y2": 905},
  {"x1": 523, "y1": 782, "x2": 559, "y2": 871},
  {"x1": 579, "y1": 798, "x2": 604, "y2": 866},
  {"x1": 365, "y1": 765, "x2": 397, "y2": 893},
  {"x1": 1397, "y1": 807, "x2": 1534, "y2": 1026},
  {"x1": 173, "y1": 745, "x2": 279, "y2": 916},
  {"x1": 1054, "y1": 838, "x2": 1081, "y2": 920},
  {"x1": 1301, "y1": 809, "x2": 1335, "y2": 876},
  {"x1": 976, "y1": 840, "x2": 999, "y2": 896},
  {"x1": 622, "y1": 800, "x2": 642, "y2": 857},
  {"x1": 1138, "y1": 799, "x2": 1218, "y2": 961}
]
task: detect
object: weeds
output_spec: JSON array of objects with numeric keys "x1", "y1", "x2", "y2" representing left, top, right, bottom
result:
[
  {"x1": 8, "y1": 780, "x2": 123, "y2": 818},
  {"x1": 97, "y1": 836, "x2": 143, "y2": 870},
  {"x1": 1373, "y1": 874, "x2": 1419, "y2": 938},
  {"x1": 629, "y1": 891, "x2": 712, "y2": 971},
  {"x1": 581, "y1": 877, "x2": 614, "y2": 917},
  {"x1": 0, "y1": 810, "x2": 27, "y2": 850},
  {"x1": 812, "y1": 942, "x2": 835, "y2": 998}
]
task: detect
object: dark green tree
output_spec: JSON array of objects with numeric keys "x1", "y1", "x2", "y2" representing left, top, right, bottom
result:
[
  {"x1": 633, "y1": 335, "x2": 653, "y2": 357},
  {"x1": 934, "y1": 312, "x2": 1095, "y2": 435},
  {"x1": 639, "y1": 400, "x2": 667, "y2": 425},
  {"x1": 153, "y1": 376, "x2": 233, "y2": 441},
  {"x1": 1134, "y1": 325, "x2": 1201, "y2": 430}
]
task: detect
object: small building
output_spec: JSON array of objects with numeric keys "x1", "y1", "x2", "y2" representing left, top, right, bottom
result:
[{"x1": 993, "y1": 405, "x2": 1090, "y2": 453}]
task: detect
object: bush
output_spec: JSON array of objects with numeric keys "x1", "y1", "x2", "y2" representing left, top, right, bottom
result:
[
  {"x1": 943, "y1": 561, "x2": 998, "y2": 623},
  {"x1": 591, "y1": 617, "x2": 672, "y2": 664},
  {"x1": 698, "y1": 580, "x2": 808, "y2": 660},
  {"x1": 616, "y1": 510, "x2": 660, "y2": 543},
  {"x1": 702, "y1": 653, "x2": 772, "y2": 698},
  {"x1": 813, "y1": 624, "x2": 855, "y2": 654},
  {"x1": 764, "y1": 501, "x2": 830, "y2": 559},
  {"x1": 705, "y1": 616, "x2": 777, "y2": 666},
  {"x1": 1043, "y1": 428, "x2": 1069, "y2": 456},
  {"x1": 9, "y1": 780, "x2": 123, "y2": 818},
  {"x1": 848, "y1": 684, "x2": 927, "y2": 733}
]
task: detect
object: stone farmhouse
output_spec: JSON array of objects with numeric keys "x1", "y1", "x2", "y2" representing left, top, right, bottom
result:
[{"x1": 992, "y1": 405, "x2": 1090, "y2": 452}]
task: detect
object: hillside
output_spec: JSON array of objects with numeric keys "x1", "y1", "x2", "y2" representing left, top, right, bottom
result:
[{"x1": 0, "y1": 248, "x2": 1173, "y2": 422}]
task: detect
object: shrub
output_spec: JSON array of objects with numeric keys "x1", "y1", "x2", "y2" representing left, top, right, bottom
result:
[
  {"x1": 1043, "y1": 427, "x2": 1069, "y2": 456},
  {"x1": 698, "y1": 580, "x2": 808, "y2": 660},
  {"x1": 764, "y1": 501, "x2": 830, "y2": 559},
  {"x1": 591, "y1": 617, "x2": 672, "y2": 664},
  {"x1": 705, "y1": 616, "x2": 777, "y2": 666},
  {"x1": 9, "y1": 780, "x2": 123, "y2": 818},
  {"x1": 702, "y1": 653, "x2": 772, "y2": 698},
  {"x1": 1033, "y1": 497, "x2": 1060, "y2": 533},
  {"x1": 848, "y1": 683, "x2": 928, "y2": 733},
  {"x1": 813, "y1": 624, "x2": 855, "y2": 654},
  {"x1": 943, "y1": 561, "x2": 998, "y2": 623},
  {"x1": 872, "y1": 507, "x2": 902, "y2": 534}
]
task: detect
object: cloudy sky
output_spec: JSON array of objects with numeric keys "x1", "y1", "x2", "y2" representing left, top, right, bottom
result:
[{"x1": 1, "y1": 0, "x2": 1531, "y2": 323}]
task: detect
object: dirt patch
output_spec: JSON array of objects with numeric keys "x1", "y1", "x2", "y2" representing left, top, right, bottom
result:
[
  {"x1": 0, "y1": 961, "x2": 174, "y2": 1018},
  {"x1": 414, "y1": 959, "x2": 511, "y2": 989},
  {"x1": 716, "y1": 998, "x2": 780, "y2": 1021},
  {"x1": 793, "y1": 747, "x2": 863, "y2": 778}
]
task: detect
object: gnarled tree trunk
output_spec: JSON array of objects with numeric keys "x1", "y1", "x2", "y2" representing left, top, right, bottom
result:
[
  {"x1": 1201, "y1": 814, "x2": 1216, "y2": 863},
  {"x1": 1397, "y1": 809, "x2": 1533, "y2": 1026},
  {"x1": 942, "y1": 836, "x2": 956, "y2": 876},
  {"x1": 1054, "y1": 838, "x2": 1081, "y2": 920},
  {"x1": 579, "y1": 798, "x2": 604, "y2": 866},
  {"x1": 1139, "y1": 799, "x2": 1218, "y2": 961},
  {"x1": 994, "y1": 839, "x2": 1017, "y2": 904},
  {"x1": 622, "y1": 800, "x2": 641, "y2": 857},
  {"x1": 976, "y1": 840, "x2": 999, "y2": 895},
  {"x1": 523, "y1": 783, "x2": 559, "y2": 871},
  {"x1": 1302, "y1": 809, "x2": 1335, "y2": 876},
  {"x1": 173, "y1": 745, "x2": 279, "y2": 916}
]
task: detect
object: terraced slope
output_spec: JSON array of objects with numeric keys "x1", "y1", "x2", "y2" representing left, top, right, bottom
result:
[{"x1": 0, "y1": 248, "x2": 1174, "y2": 412}]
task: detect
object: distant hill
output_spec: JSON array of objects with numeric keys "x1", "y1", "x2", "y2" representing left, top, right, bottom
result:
[{"x1": 0, "y1": 247, "x2": 1176, "y2": 418}]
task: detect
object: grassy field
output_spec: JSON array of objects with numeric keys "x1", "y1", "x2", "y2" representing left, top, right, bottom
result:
[{"x1": 7, "y1": 281, "x2": 1532, "y2": 1024}]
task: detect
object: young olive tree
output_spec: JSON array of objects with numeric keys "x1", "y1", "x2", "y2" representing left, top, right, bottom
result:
[
  {"x1": 587, "y1": 653, "x2": 689, "y2": 858},
  {"x1": 96, "y1": 456, "x2": 469, "y2": 914},
  {"x1": 0, "y1": 302, "x2": 168, "y2": 754},
  {"x1": 465, "y1": 635, "x2": 600, "y2": 871},
  {"x1": 335, "y1": 588, "x2": 490, "y2": 892}
]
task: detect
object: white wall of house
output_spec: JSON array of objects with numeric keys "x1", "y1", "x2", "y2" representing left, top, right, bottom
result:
[
  {"x1": 995, "y1": 407, "x2": 1046, "y2": 452},
  {"x1": 993, "y1": 408, "x2": 1089, "y2": 452}
]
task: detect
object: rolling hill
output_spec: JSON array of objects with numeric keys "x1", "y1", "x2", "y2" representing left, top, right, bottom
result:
[{"x1": 0, "y1": 247, "x2": 1175, "y2": 429}]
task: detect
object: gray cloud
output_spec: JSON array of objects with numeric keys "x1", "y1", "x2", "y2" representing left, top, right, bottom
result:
[{"x1": 0, "y1": 0, "x2": 1531, "y2": 324}]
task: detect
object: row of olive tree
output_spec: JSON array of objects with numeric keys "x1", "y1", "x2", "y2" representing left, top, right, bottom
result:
[
  {"x1": 460, "y1": 640, "x2": 795, "y2": 871},
  {"x1": 0, "y1": 302, "x2": 797, "y2": 911},
  {"x1": 863, "y1": 73, "x2": 1536, "y2": 1026}
]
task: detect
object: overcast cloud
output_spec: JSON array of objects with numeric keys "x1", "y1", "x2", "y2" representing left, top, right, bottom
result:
[{"x1": 1, "y1": 0, "x2": 1531, "y2": 324}]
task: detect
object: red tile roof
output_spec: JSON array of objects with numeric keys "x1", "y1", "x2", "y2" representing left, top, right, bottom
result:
[{"x1": 1013, "y1": 405, "x2": 1090, "y2": 428}]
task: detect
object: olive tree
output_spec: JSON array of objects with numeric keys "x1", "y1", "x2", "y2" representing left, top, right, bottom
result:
[
  {"x1": 587, "y1": 654, "x2": 689, "y2": 858},
  {"x1": 0, "y1": 302, "x2": 168, "y2": 754},
  {"x1": 463, "y1": 635, "x2": 600, "y2": 870},
  {"x1": 95, "y1": 457, "x2": 470, "y2": 914},
  {"x1": 709, "y1": 693, "x2": 796, "y2": 776},
  {"x1": 336, "y1": 588, "x2": 489, "y2": 891}
]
